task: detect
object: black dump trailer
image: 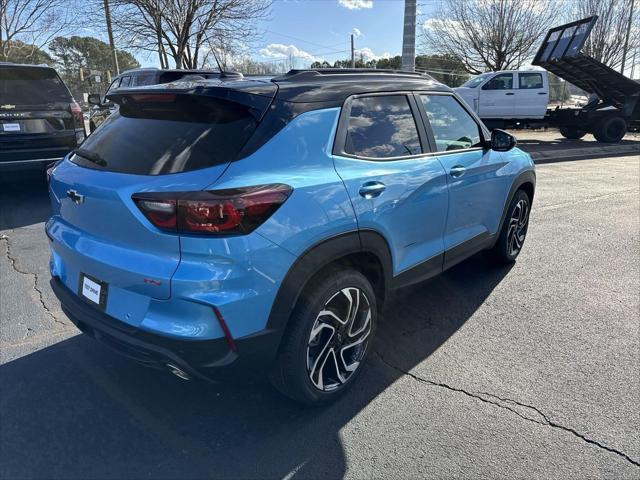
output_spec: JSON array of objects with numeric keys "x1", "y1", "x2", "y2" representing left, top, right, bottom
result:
[{"x1": 533, "y1": 16, "x2": 640, "y2": 142}]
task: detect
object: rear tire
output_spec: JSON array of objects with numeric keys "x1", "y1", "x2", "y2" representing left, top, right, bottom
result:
[
  {"x1": 270, "y1": 267, "x2": 377, "y2": 406},
  {"x1": 593, "y1": 116, "x2": 627, "y2": 143},
  {"x1": 490, "y1": 190, "x2": 531, "y2": 264},
  {"x1": 559, "y1": 126, "x2": 587, "y2": 140}
]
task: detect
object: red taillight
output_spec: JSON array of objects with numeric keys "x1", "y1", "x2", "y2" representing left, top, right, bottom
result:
[
  {"x1": 133, "y1": 198, "x2": 177, "y2": 229},
  {"x1": 69, "y1": 101, "x2": 85, "y2": 140},
  {"x1": 132, "y1": 184, "x2": 292, "y2": 235},
  {"x1": 130, "y1": 94, "x2": 176, "y2": 103},
  {"x1": 70, "y1": 101, "x2": 82, "y2": 122}
]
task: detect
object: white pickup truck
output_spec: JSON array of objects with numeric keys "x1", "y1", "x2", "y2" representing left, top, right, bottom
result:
[{"x1": 454, "y1": 69, "x2": 550, "y2": 121}]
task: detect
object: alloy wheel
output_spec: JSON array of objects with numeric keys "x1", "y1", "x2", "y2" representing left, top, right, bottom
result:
[
  {"x1": 306, "y1": 287, "x2": 372, "y2": 392},
  {"x1": 507, "y1": 199, "x2": 530, "y2": 257}
]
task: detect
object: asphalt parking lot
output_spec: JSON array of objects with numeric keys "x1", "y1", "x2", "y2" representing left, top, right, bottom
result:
[{"x1": 1, "y1": 153, "x2": 639, "y2": 479}]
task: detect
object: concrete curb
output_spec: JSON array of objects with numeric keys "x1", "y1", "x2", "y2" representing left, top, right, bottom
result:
[{"x1": 528, "y1": 143, "x2": 640, "y2": 164}]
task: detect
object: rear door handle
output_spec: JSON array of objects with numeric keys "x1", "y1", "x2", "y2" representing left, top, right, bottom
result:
[
  {"x1": 359, "y1": 181, "x2": 386, "y2": 199},
  {"x1": 450, "y1": 166, "x2": 466, "y2": 178},
  {"x1": 537, "y1": 92, "x2": 548, "y2": 95},
  {"x1": 505, "y1": 92, "x2": 515, "y2": 96}
]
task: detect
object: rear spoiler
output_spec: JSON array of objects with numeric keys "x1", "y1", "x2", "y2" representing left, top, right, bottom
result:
[
  {"x1": 532, "y1": 16, "x2": 640, "y2": 117},
  {"x1": 107, "y1": 81, "x2": 277, "y2": 122}
]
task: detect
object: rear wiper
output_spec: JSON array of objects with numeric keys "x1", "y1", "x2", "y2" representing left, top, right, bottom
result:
[{"x1": 73, "y1": 148, "x2": 107, "y2": 167}]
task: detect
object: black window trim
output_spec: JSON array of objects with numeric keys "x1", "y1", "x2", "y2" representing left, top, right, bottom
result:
[
  {"x1": 332, "y1": 91, "x2": 432, "y2": 162},
  {"x1": 414, "y1": 91, "x2": 490, "y2": 157}
]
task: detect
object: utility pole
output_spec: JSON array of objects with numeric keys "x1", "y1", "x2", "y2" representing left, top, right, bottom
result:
[
  {"x1": 350, "y1": 34, "x2": 355, "y2": 68},
  {"x1": 402, "y1": 0, "x2": 417, "y2": 72},
  {"x1": 103, "y1": 0, "x2": 120, "y2": 75},
  {"x1": 621, "y1": 0, "x2": 635, "y2": 75}
]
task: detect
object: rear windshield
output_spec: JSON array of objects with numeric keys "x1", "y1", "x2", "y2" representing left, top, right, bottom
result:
[
  {"x1": 0, "y1": 67, "x2": 70, "y2": 104},
  {"x1": 72, "y1": 95, "x2": 257, "y2": 175}
]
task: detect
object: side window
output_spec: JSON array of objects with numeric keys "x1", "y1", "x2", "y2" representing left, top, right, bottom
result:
[
  {"x1": 519, "y1": 73, "x2": 543, "y2": 89},
  {"x1": 420, "y1": 95, "x2": 482, "y2": 152},
  {"x1": 344, "y1": 95, "x2": 422, "y2": 159},
  {"x1": 105, "y1": 78, "x2": 120, "y2": 96},
  {"x1": 482, "y1": 73, "x2": 513, "y2": 90},
  {"x1": 119, "y1": 76, "x2": 132, "y2": 88},
  {"x1": 133, "y1": 74, "x2": 156, "y2": 86}
]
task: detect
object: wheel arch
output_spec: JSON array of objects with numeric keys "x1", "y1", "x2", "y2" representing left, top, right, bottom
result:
[
  {"x1": 266, "y1": 230, "x2": 393, "y2": 352},
  {"x1": 494, "y1": 169, "x2": 536, "y2": 247}
]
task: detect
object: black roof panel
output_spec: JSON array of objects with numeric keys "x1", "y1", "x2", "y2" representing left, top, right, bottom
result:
[
  {"x1": 108, "y1": 69, "x2": 451, "y2": 107},
  {"x1": 271, "y1": 69, "x2": 450, "y2": 103}
]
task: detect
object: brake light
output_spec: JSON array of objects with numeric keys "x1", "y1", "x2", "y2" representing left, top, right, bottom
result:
[
  {"x1": 130, "y1": 94, "x2": 176, "y2": 103},
  {"x1": 70, "y1": 101, "x2": 83, "y2": 124},
  {"x1": 132, "y1": 184, "x2": 292, "y2": 235},
  {"x1": 134, "y1": 198, "x2": 177, "y2": 229}
]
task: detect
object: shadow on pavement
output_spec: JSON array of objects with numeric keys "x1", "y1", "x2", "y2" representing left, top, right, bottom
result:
[
  {"x1": 0, "y1": 169, "x2": 50, "y2": 231},
  {"x1": 0, "y1": 255, "x2": 512, "y2": 479},
  {"x1": 512, "y1": 133, "x2": 640, "y2": 164}
]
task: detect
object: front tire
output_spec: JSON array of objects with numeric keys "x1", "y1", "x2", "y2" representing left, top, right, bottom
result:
[
  {"x1": 270, "y1": 268, "x2": 377, "y2": 405},
  {"x1": 490, "y1": 189, "x2": 531, "y2": 264},
  {"x1": 559, "y1": 126, "x2": 587, "y2": 140}
]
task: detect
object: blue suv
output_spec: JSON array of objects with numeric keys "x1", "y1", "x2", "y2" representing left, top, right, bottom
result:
[{"x1": 47, "y1": 69, "x2": 535, "y2": 405}]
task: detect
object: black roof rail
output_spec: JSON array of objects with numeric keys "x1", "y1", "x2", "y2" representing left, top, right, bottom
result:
[{"x1": 272, "y1": 68, "x2": 433, "y2": 82}]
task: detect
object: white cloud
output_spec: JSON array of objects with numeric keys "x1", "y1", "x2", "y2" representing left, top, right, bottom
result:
[
  {"x1": 259, "y1": 43, "x2": 317, "y2": 62},
  {"x1": 338, "y1": 0, "x2": 373, "y2": 10},
  {"x1": 352, "y1": 27, "x2": 362, "y2": 37},
  {"x1": 354, "y1": 47, "x2": 393, "y2": 62},
  {"x1": 421, "y1": 17, "x2": 461, "y2": 35}
]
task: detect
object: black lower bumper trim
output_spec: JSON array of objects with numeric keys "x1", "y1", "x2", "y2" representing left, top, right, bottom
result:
[{"x1": 50, "y1": 276, "x2": 280, "y2": 382}]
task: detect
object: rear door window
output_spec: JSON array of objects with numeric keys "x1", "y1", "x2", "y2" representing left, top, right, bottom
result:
[
  {"x1": 0, "y1": 67, "x2": 70, "y2": 105},
  {"x1": 343, "y1": 95, "x2": 422, "y2": 159},
  {"x1": 72, "y1": 94, "x2": 258, "y2": 175},
  {"x1": 519, "y1": 73, "x2": 544, "y2": 89},
  {"x1": 420, "y1": 94, "x2": 482, "y2": 152}
]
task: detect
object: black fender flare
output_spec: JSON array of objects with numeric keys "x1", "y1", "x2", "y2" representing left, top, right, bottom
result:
[
  {"x1": 493, "y1": 169, "x2": 536, "y2": 246},
  {"x1": 264, "y1": 229, "x2": 393, "y2": 357}
]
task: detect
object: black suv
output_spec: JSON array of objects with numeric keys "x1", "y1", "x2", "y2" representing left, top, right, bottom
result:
[
  {"x1": 87, "y1": 68, "x2": 225, "y2": 132},
  {"x1": 0, "y1": 63, "x2": 85, "y2": 170}
]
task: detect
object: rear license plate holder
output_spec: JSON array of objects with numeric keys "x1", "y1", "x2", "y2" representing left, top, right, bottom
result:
[{"x1": 78, "y1": 273, "x2": 108, "y2": 310}]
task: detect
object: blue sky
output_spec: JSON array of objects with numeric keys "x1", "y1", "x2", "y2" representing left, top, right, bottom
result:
[
  {"x1": 253, "y1": 0, "x2": 414, "y2": 67},
  {"x1": 129, "y1": 0, "x2": 430, "y2": 68}
]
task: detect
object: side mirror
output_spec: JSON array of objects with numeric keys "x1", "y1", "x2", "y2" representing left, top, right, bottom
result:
[
  {"x1": 490, "y1": 129, "x2": 517, "y2": 152},
  {"x1": 88, "y1": 93, "x2": 102, "y2": 106}
]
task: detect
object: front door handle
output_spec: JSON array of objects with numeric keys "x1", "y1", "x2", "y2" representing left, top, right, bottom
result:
[
  {"x1": 359, "y1": 181, "x2": 386, "y2": 199},
  {"x1": 505, "y1": 92, "x2": 515, "y2": 96},
  {"x1": 450, "y1": 166, "x2": 466, "y2": 178}
]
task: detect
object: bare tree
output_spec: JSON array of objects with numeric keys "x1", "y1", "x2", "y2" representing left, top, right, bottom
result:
[
  {"x1": 109, "y1": 0, "x2": 270, "y2": 69},
  {"x1": 574, "y1": 0, "x2": 639, "y2": 71},
  {"x1": 0, "y1": 0, "x2": 74, "y2": 62},
  {"x1": 422, "y1": 0, "x2": 560, "y2": 74}
]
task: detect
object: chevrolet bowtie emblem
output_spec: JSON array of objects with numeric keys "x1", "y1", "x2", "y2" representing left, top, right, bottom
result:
[
  {"x1": 0, "y1": 104, "x2": 16, "y2": 109},
  {"x1": 66, "y1": 189, "x2": 85, "y2": 205}
]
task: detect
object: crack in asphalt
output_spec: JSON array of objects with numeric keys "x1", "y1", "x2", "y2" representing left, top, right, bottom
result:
[
  {"x1": 1, "y1": 234, "x2": 69, "y2": 329},
  {"x1": 376, "y1": 353, "x2": 640, "y2": 468}
]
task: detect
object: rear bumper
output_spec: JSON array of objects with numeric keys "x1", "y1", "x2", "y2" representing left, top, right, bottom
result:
[{"x1": 51, "y1": 276, "x2": 281, "y2": 382}]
